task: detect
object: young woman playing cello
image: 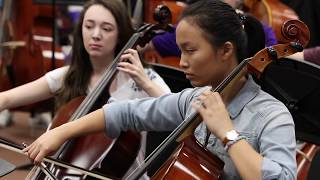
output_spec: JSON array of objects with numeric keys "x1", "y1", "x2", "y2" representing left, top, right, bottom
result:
[
  {"x1": 24, "y1": 1, "x2": 296, "y2": 179},
  {"x1": 0, "y1": 0, "x2": 170, "y2": 178}
]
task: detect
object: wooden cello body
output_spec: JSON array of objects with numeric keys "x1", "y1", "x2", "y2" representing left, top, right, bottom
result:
[
  {"x1": 32, "y1": 96, "x2": 141, "y2": 179},
  {"x1": 152, "y1": 136, "x2": 224, "y2": 179},
  {"x1": 296, "y1": 143, "x2": 320, "y2": 180}
]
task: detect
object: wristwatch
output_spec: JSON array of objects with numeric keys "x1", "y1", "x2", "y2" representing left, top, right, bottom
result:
[{"x1": 222, "y1": 129, "x2": 240, "y2": 146}]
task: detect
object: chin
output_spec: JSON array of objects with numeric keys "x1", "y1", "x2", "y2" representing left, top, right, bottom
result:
[
  {"x1": 190, "y1": 81, "x2": 205, "y2": 87},
  {"x1": 89, "y1": 52, "x2": 103, "y2": 58}
]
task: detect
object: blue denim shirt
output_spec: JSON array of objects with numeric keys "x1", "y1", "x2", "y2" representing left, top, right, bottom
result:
[{"x1": 104, "y1": 76, "x2": 296, "y2": 179}]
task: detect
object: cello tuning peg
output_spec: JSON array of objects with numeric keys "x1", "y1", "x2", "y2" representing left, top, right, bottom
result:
[
  {"x1": 267, "y1": 47, "x2": 278, "y2": 60},
  {"x1": 290, "y1": 42, "x2": 304, "y2": 52}
]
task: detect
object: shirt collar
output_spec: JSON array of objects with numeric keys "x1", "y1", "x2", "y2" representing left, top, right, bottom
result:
[{"x1": 227, "y1": 75, "x2": 261, "y2": 119}]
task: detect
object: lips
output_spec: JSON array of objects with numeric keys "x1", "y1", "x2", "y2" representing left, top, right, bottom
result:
[
  {"x1": 89, "y1": 44, "x2": 102, "y2": 49},
  {"x1": 184, "y1": 73, "x2": 194, "y2": 79}
]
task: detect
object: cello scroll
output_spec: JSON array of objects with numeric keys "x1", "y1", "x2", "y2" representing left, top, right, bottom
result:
[
  {"x1": 243, "y1": 0, "x2": 299, "y2": 43},
  {"x1": 247, "y1": 19, "x2": 309, "y2": 79}
]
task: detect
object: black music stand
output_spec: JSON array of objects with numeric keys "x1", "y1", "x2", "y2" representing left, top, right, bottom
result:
[
  {"x1": 0, "y1": 159, "x2": 16, "y2": 177},
  {"x1": 258, "y1": 58, "x2": 320, "y2": 145}
]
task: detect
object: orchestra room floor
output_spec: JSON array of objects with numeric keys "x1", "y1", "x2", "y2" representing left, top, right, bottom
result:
[{"x1": 0, "y1": 112, "x2": 45, "y2": 180}]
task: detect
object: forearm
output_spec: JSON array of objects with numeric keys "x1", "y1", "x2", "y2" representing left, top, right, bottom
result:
[
  {"x1": 140, "y1": 79, "x2": 167, "y2": 97},
  {"x1": 0, "y1": 93, "x2": 10, "y2": 111},
  {"x1": 58, "y1": 109, "x2": 106, "y2": 140},
  {"x1": 228, "y1": 140, "x2": 263, "y2": 180},
  {"x1": 23, "y1": 109, "x2": 107, "y2": 164},
  {"x1": 0, "y1": 77, "x2": 52, "y2": 110}
]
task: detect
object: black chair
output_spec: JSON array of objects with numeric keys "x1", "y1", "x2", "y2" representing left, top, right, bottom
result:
[
  {"x1": 258, "y1": 58, "x2": 320, "y2": 144},
  {"x1": 151, "y1": 63, "x2": 192, "y2": 93}
]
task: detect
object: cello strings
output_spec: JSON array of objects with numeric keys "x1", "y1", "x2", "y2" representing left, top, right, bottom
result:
[
  {"x1": 21, "y1": 143, "x2": 57, "y2": 180},
  {"x1": 0, "y1": 141, "x2": 112, "y2": 180}
]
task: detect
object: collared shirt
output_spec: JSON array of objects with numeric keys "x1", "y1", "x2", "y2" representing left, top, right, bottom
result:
[{"x1": 103, "y1": 76, "x2": 296, "y2": 179}]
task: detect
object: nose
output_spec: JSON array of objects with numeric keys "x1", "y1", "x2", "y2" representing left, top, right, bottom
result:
[
  {"x1": 179, "y1": 54, "x2": 189, "y2": 69},
  {"x1": 92, "y1": 27, "x2": 101, "y2": 40}
]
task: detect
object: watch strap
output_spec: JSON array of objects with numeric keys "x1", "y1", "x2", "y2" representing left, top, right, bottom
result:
[{"x1": 224, "y1": 135, "x2": 247, "y2": 152}]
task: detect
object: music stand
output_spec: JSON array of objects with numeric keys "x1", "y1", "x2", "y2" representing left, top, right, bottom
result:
[
  {"x1": 0, "y1": 159, "x2": 16, "y2": 177},
  {"x1": 258, "y1": 58, "x2": 320, "y2": 145}
]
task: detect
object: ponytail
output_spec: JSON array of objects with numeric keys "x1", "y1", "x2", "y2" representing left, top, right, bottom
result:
[{"x1": 241, "y1": 13, "x2": 266, "y2": 58}]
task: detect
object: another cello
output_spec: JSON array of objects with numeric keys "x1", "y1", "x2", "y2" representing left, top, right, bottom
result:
[
  {"x1": 243, "y1": 0, "x2": 299, "y2": 43},
  {"x1": 142, "y1": 0, "x2": 185, "y2": 68}
]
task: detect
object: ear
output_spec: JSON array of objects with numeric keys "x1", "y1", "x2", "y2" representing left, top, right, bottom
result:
[{"x1": 219, "y1": 41, "x2": 234, "y2": 61}]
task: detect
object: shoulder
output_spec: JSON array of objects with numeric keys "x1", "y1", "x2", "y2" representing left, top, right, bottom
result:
[
  {"x1": 44, "y1": 66, "x2": 70, "y2": 92},
  {"x1": 249, "y1": 89, "x2": 294, "y2": 126},
  {"x1": 45, "y1": 66, "x2": 69, "y2": 78}
]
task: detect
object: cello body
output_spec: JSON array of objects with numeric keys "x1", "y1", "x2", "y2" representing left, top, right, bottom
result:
[
  {"x1": 32, "y1": 95, "x2": 141, "y2": 179},
  {"x1": 296, "y1": 143, "x2": 320, "y2": 180},
  {"x1": 152, "y1": 136, "x2": 224, "y2": 180}
]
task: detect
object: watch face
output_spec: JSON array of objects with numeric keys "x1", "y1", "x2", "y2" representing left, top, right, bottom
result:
[{"x1": 227, "y1": 130, "x2": 239, "y2": 140}]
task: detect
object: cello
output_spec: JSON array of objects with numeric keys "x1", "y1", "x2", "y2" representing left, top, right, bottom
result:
[
  {"x1": 142, "y1": 0, "x2": 185, "y2": 68},
  {"x1": 27, "y1": 5, "x2": 175, "y2": 180},
  {"x1": 0, "y1": 137, "x2": 112, "y2": 179},
  {"x1": 243, "y1": 0, "x2": 299, "y2": 43},
  {"x1": 127, "y1": 19, "x2": 310, "y2": 179},
  {"x1": 296, "y1": 143, "x2": 320, "y2": 180}
]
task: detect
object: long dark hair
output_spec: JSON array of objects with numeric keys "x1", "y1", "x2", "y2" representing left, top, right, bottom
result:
[
  {"x1": 55, "y1": 0, "x2": 134, "y2": 107},
  {"x1": 180, "y1": 0, "x2": 265, "y2": 62}
]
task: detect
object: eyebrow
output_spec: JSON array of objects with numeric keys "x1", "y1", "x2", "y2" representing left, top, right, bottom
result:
[
  {"x1": 84, "y1": 19, "x2": 115, "y2": 27},
  {"x1": 179, "y1": 42, "x2": 191, "y2": 49}
]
